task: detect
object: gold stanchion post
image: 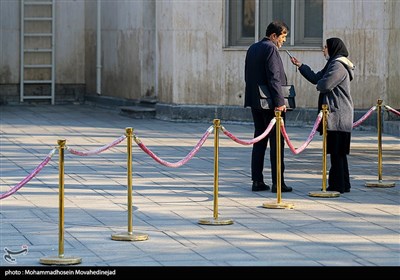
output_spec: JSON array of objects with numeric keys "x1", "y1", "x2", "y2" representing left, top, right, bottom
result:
[
  {"x1": 309, "y1": 105, "x2": 340, "y2": 198},
  {"x1": 263, "y1": 111, "x2": 294, "y2": 209},
  {"x1": 112, "y1": 127, "x2": 148, "y2": 241},
  {"x1": 40, "y1": 139, "x2": 82, "y2": 265},
  {"x1": 199, "y1": 119, "x2": 233, "y2": 225},
  {"x1": 365, "y1": 99, "x2": 395, "y2": 187}
]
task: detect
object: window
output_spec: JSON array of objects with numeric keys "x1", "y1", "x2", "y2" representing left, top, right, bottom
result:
[{"x1": 227, "y1": 0, "x2": 323, "y2": 47}]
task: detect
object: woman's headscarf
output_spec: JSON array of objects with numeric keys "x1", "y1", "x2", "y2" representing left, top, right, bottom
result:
[
  {"x1": 326, "y1": 37, "x2": 349, "y2": 58},
  {"x1": 321, "y1": 37, "x2": 349, "y2": 74}
]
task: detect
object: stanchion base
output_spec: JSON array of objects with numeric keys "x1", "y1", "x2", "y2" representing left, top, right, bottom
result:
[
  {"x1": 262, "y1": 201, "x2": 294, "y2": 209},
  {"x1": 111, "y1": 232, "x2": 149, "y2": 241},
  {"x1": 198, "y1": 217, "x2": 234, "y2": 225},
  {"x1": 40, "y1": 256, "x2": 82, "y2": 265},
  {"x1": 365, "y1": 181, "x2": 396, "y2": 188},
  {"x1": 308, "y1": 191, "x2": 341, "y2": 198}
]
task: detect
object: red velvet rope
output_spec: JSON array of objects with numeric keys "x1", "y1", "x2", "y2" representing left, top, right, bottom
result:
[
  {"x1": 221, "y1": 118, "x2": 276, "y2": 145},
  {"x1": 135, "y1": 126, "x2": 213, "y2": 168},
  {"x1": 385, "y1": 105, "x2": 400, "y2": 117},
  {"x1": 66, "y1": 135, "x2": 126, "y2": 156},
  {"x1": 353, "y1": 106, "x2": 377, "y2": 128},
  {"x1": 0, "y1": 148, "x2": 56, "y2": 200},
  {"x1": 281, "y1": 112, "x2": 323, "y2": 154}
]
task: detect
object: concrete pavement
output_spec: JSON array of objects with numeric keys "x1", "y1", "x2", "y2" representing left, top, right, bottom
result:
[{"x1": 0, "y1": 104, "x2": 399, "y2": 270}]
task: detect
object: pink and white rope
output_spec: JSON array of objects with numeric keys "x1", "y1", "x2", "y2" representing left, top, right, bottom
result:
[
  {"x1": 66, "y1": 135, "x2": 126, "y2": 156},
  {"x1": 135, "y1": 126, "x2": 214, "y2": 168},
  {"x1": 221, "y1": 118, "x2": 276, "y2": 145},
  {"x1": 384, "y1": 105, "x2": 400, "y2": 117},
  {"x1": 281, "y1": 112, "x2": 323, "y2": 155},
  {"x1": 353, "y1": 106, "x2": 376, "y2": 128},
  {"x1": 0, "y1": 148, "x2": 56, "y2": 200}
]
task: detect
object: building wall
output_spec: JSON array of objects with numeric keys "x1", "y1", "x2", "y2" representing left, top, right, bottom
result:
[
  {"x1": 0, "y1": 0, "x2": 86, "y2": 104},
  {"x1": 387, "y1": 0, "x2": 400, "y2": 110},
  {"x1": 323, "y1": 0, "x2": 399, "y2": 109},
  {"x1": 1, "y1": 0, "x2": 399, "y2": 110},
  {"x1": 156, "y1": 0, "x2": 400, "y2": 110},
  {"x1": 84, "y1": 0, "x2": 155, "y2": 100},
  {"x1": 0, "y1": 0, "x2": 19, "y2": 103},
  {"x1": 56, "y1": 0, "x2": 85, "y2": 84},
  {"x1": 0, "y1": 0, "x2": 19, "y2": 84},
  {"x1": 157, "y1": 1, "x2": 224, "y2": 105}
]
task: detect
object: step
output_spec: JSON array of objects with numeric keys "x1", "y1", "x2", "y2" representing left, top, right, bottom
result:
[
  {"x1": 120, "y1": 105, "x2": 156, "y2": 119},
  {"x1": 138, "y1": 97, "x2": 158, "y2": 108}
]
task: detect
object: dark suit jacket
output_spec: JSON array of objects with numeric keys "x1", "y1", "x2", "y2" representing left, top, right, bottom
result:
[{"x1": 244, "y1": 37, "x2": 287, "y2": 109}]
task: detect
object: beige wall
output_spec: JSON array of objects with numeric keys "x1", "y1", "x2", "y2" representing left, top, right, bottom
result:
[
  {"x1": 56, "y1": 0, "x2": 85, "y2": 84},
  {"x1": 1, "y1": 0, "x2": 399, "y2": 110},
  {"x1": 157, "y1": 1, "x2": 225, "y2": 104},
  {"x1": 387, "y1": 0, "x2": 400, "y2": 108},
  {"x1": 0, "y1": 0, "x2": 19, "y2": 84},
  {"x1": 84, "y1": 0, "x2": 155, "y2": 100},
  {"x1": 323, "y1": 0, "x2": 399, "y2": 109},
  {"x1": 0, "y1": 0, "x2": 85, "y2": 84},
  {"x1": 155, "y1": 0, "x2": 400, "y2": 109}
]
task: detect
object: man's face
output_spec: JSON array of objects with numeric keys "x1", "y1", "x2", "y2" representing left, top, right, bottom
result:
[{"x1": 271, "y1": 32, "x2": 288, "y2": 49}]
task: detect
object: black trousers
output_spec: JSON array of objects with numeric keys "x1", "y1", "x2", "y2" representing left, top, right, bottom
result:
[
  {"x1": 251, "y1": 108, "x2": 285, "y2": 185},
  {"x1": 327, "y1": 131, "x2": 351, "y2": 192}
]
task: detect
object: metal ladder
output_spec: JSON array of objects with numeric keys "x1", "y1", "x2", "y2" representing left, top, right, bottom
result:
[{"x1": 20, "y1": 0, "x2": 55, "y2": 104}]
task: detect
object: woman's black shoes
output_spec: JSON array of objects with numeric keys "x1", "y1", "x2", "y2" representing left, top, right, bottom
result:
[{"x1": 323, "y1": 187, "x2": 351, "y2": 194}]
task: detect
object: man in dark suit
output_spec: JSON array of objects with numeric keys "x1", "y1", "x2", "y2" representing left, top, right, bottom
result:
[{"x1": 244, "y1": 21, "x2": 292, "y2": 193}]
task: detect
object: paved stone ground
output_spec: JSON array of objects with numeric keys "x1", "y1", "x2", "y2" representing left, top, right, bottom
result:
[{"x1": 0, "y1": 105, "x2": 399, "y2": 272}]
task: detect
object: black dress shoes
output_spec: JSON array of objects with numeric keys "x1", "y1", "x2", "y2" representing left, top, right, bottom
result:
[
  {"x1": 252, "y1": 181, "x2": 270, "y2": 192},
  {"x1": 271, "y1": 184, "x2": 292, "y2": 193},
  {"x1": 325, "y1": 186, "x2": 337, "y2": 192}
]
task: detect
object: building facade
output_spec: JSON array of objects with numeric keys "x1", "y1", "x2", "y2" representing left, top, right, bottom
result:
[{"x1": 1, "y1": 1, "x2": 399, "y2": 127}]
